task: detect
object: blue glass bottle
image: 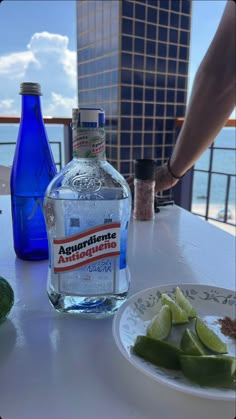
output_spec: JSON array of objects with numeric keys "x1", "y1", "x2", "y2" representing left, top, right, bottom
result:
[{"x1": 10, "y1": 82, "x2": 57, "y2": 260}]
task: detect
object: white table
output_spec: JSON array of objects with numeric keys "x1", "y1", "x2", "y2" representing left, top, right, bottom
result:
[{"x1": 0, "y1": 195, "x2": 235, "y2": 419}]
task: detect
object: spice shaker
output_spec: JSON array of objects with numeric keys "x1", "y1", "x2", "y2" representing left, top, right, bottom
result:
[{"x1": 133, "y1": 159, "x2": 156, "y2": 221}]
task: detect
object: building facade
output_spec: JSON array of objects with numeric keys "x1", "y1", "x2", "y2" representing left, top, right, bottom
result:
[{"x1": 76, "y1": 0, "x2": 192, "y2": 177}]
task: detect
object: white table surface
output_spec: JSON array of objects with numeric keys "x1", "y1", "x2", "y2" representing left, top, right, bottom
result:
[{"x1": 0, "y1": 195, "x2": 235, "y2": 419}]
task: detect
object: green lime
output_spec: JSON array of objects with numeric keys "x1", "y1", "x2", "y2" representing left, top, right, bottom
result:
[
  {"x1": 175, "y1": 286, "x2": 197, "y2": 318},
  {"x1": 195, "y1": 317, "x2": 228, "y2": 354},
  {"x1": 161, "y1": 293, "x2": 189, "y2": 324},
  {"x1": 180, "y1": 328, "x2": 206, "y2": 356},
  {"x1": 0, "y1": 276, "x2": 14, "y2": 324},
  {"x1": 147, "y1": 305, "x2": 172, "y2": 341},
  {"x1": 132, "y1": 335, "x2": 182, "y2": 370},
  {"x1": 180, "y1": 355, "x2": 236, "y2": 387}
]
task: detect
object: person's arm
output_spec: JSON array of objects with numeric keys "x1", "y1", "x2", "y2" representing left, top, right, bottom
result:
[{"x1": 156, "y1": 0, "x2": 236, "y2": 192}]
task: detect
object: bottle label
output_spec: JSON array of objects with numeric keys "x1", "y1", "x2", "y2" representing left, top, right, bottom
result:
[
  {"x1": 53, "y1": 222, "x2": 120, "y2": 273},
  {"x1": 73, "y1": 129, "x2": 106, "y2": 159}
]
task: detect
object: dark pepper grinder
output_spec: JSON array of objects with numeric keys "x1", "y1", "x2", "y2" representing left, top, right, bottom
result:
[{"x1": 133, "y1": 159, "x2": 156, "y2": 221}]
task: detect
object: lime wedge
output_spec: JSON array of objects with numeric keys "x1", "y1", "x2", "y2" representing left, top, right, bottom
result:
[
  {"x1": 161, "y1": 293, "x2": 189, "y2": 324},
  {"x1": 175, "y1": 286, "x2": 197, "y2": 318},
  {"x1": 195, "y1": 317, "x2": 228, "y2": 354},
  {"x1": 180, "y1": 328, "x2": 206, "y2": 356},
  {"x1": 0, "y1": 276, "x2": 14, "y2": 324},
  {"x1": 180, "y1": 355, "x2": 236, "y2": 387},
  {"x1": 147, "y1": 305, "x2": 172, "y2": 341},
  {"x1": 133, "y1": 335, "x2": 182, "y2": 370}
]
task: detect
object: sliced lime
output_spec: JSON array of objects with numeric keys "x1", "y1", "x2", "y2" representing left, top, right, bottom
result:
[
  {"x1": 195, "y1": 317, "x2": 228, "y2": 354},
  {"x1": 175, "y1": 286, "x2": 197, "y2": 318},
  {"x1": 0, "y1": 276, "x2": 14, "y2": 324},
  {"x1": 133, "y1": 335, "x2": 182, "y2": 370},
  {"x1": 180, "y1": 355, "x2": 236, "y2": 387},
  {"x1": 147, "y1": 305, "x2": 172, "y2": 341},
  {"x1": 180, "y1": 328, "x2": 206, "y2": 356},
  {"x1": 161, "y1": 293, "x2": 189, "y2": 324}
]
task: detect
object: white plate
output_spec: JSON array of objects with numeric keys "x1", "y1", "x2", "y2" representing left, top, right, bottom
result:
[{"x1": 112, "y1": 284, "x2": 236, "y2": 401}]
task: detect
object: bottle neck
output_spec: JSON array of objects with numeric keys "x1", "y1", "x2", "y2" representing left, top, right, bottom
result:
[
  {"x1": 72, "y1": 127, "x2": 106, "y2": 160},
  {"x1": 20, "y1": 94, "x2": 44, "y2": 123}
]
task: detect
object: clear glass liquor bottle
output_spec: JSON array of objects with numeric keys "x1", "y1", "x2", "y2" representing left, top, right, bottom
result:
[
  {"x1": 10, "y1": 82, "x2": 57, "y2": 260},
  {"x1": 44, "y1": 107, "x2": 131, "y2": 318}
]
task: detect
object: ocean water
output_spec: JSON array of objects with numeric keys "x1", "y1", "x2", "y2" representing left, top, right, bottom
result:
[{"x1": 0, "y1": 125, "x2": 235, "y2": 208}]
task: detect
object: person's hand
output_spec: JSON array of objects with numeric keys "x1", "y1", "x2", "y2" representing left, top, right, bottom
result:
[{"x1": 127, "y1": 164, "x2": 178, "y2": 194}]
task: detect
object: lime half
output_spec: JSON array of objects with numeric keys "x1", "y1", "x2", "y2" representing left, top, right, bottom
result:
[
  {"x1": 195, "y1": 317, "x2": 227, "y2": 354},
  {"x1": 0, "y1": 276, "x2": 14, "y2": 323},
  {"x1": 161, "y1": 293, "x2": 189, "y2": 324},
  {"x1": 180, "y1": 355, "x2": 236, "y2": 387},
  {"x1": 133, "y1": 335, "x2": 182, "y2": 370},
  {"x1": 175, "y1": 286, "x2": 197, "y2": 318},
  {"x1": 147, "y1": 305, "x2": 172, "y2": 341},
  {"x1": 180, "y1": 328, "x2": 206, "y2": 356}
]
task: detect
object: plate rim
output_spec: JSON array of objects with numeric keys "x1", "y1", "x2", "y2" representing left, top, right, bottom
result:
[{"x1": 112, "y1": 283, "x2": 236, "y2": 402}]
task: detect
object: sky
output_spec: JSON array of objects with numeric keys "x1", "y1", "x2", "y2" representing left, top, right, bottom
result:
[{"x1": 0, "y1": 0, "x2": 230, "y2": 118}]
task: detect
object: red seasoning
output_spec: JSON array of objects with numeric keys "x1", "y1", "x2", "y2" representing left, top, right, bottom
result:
[
  {"x1": 218, "y1": 316, "x2": 236, "y2": 339},
  {"x1": 133, "y1": 159, "x2": 156, "y2": 221}
]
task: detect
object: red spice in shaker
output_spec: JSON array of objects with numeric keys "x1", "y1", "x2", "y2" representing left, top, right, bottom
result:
[{"x1": 133, "y1": 159, "x2": 156, "y2": 221}]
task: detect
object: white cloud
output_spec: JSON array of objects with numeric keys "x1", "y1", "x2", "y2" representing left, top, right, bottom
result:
[{"x1": 0, "y1": 31, "x2": 77, "y2": 117}]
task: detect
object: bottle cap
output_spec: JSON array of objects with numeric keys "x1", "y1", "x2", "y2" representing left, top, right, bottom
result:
[
  {"x1": 134, "y1": 159, "x2": 156, "y2": 180},
  {"x1": 78, "y1": 107, "x2": 105, "y2": 128},
  {"x1": 19, "y1": 82, "x2": 42, "y2": 96}
]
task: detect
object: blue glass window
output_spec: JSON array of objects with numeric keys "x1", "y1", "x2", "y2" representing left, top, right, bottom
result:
[
  {"x1": 122, "y1": 18, "x2": 133, "y2": 35},
  {"x1": 110, "y1": 147, "x2": 118, "y2": 159},
  {"x1": 147, "y1": 6, "x2": 157, "y2": 23},
  {"x1": 135, "y1": 21, "x2": 145, "y2": 37},
  {"x1": 177, "y1": 91, "x2": 185, "y2": 103},
  {"x1": 168, "y1": 60, "x2": 177, "y2": 73},
  {"x1": 121, "y1": 53, "x2": 132, "y2": 67},
  {"x1": 170, "y1": 12, "x2": 179, "y2": 28},
  {"x1": 156, "y1": 104, "x2": 164, "y2": 116},
  {"x1": 179, "y1": 46, "x2": 188, "y2": 60},
  {"x1": 146, "y1": 56, "x2": 155, "y2": 71},
  {"x1": 178, "y1": 61, "x2": 188, "y2": 75},
  {"x1": 133, "y1": 134, "x2": 142, "y2": 146},
  {"x1": 122, "y1": 0, "x2": 133, "y2": 18},
  {"x1": 156, "y1": 90, "x2": 165, "y2": 102},
  {"x1": 147, "y1": 24, "x2": 156, "y2": 40},
  {"x1": 133, "y1": 147, "x2": 141, "y2": 159},
  {"x1": 145, "y1": 103, "x2": 154, "y2": 116},
  {"x1": 180, "y1": 31, "x2": 189, "y2": 45},
  {"x1": 181, "y1": 15, "x2": 190, "y2": 30},
  {"x1": 134, "y1": 38, "x2": 145, "y2": 53},
  {"x1": 157, "y1": 58, "x2": 166, "y2": 73},
  {"x1": 169, "y1": 29, "x2": 178, "y2": 43},
  {"x1": 121, "y1": 69, "x2": 132, "y2": 84},
  {"x1": 170, "y1": 1, "x2": 180, "y2": 12},
  {"x1": 143, "y1": 148, "x2": 153, "y2": 159},
  {"x1": 156, "y1": 74, "x2": 165, "y2": 88},
  {"x1": 177, "y1": 76, "x2": 186, "y2": 89},
  {"x1": 155, "y1": 134, "x2": 163, "y2": 146},
  {"x1": 133, "y1": 102, "x2": 143, "y2": 115},
  {"x1": 159, "y1": 0, "x2": 169, "y2": 10},
  {"x1": 121, "y1": 102, "x2": 131, "y2": 115},
  {"x1": 120, "y1": 162, "x2": 130, "y2": 175},
  {"x1": 121, "y1": 117, "x2": 131, "y2": 131},
  {"x1": 159, "y1": 27, "x2": 167, "y2": 42},
  {"x1": 121, "y1": 86, "x2": 131, "y2": 100},
  {"x1": 135, "y1": 3, "x2": 145, "y2": 19},
  {"x1": 134, "y1": 87, "x2": 143, "y2": 101},
  {"x1": 120, "y1": 147, "x2": 131, "y2": 159},
  {"x1": 120, "y1": 133, "x2": 131, "y2": 145},
  {"x1": 176, "y1": 105, "x2": 185, "y2": 117},
  {"x1": 169, "y1": 44, "x2": 177, "y2": 58},
  {"x1": 146, "y1": 40, "x2": 156, "y2": 56},
  {"x1": 165, "y1": 119, "x2": 174, "y2": 130},
  {"x1": 159, "y1": 10, "x2": 168, "y2": 25},
  {"x1": 144, "y1": 118, "x2": 153, "y2": 130},
  {"x1": 133, "y1": 118, "x2": 142, "y2": 131},
  {"x1": 122, "y1": 36, "x2": 132, "y2": 52},
  {"x1": 182, "y1": 0, "x2": 191, "y2": 15},
  {"x1": 134, "y1": 71, "x2": 144, "y2": 85},
  {"x1": 166, "y1": 105, "x2": 174, "y2": 117},
  {"x1": 134, "y1": 55, "x2": 144, "y2": 70},
  {"x1": 155, "y1": 119, "x2": 164, "y2": 131},
  {"x1": 145, "y1": 73, "x2": 155, "y2": 87},
  {"x1": 166, "y1": 90, "x2": 175, "y2": 103},
  {"x1": 145, "y1": 88, "x2": 154, "y2": 102},
  {"x1": 166, "y1": 75, "x2": 176, "y2": 88},
  {"x1": 144, "y1": 133, "x2": 153, "y2": 145},
  {"x1": 158, "y1": 43, "x2": 167, "y2": 57}
]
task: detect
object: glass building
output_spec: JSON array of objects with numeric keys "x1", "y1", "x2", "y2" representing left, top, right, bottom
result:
[{"x1": 76, "y1": 0, "x2": 192, "y2": 177}]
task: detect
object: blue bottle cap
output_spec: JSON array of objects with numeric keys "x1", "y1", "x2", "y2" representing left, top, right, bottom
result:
[{"x1": 78, "y1": 107, "x2": 105, "y2": 128}]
